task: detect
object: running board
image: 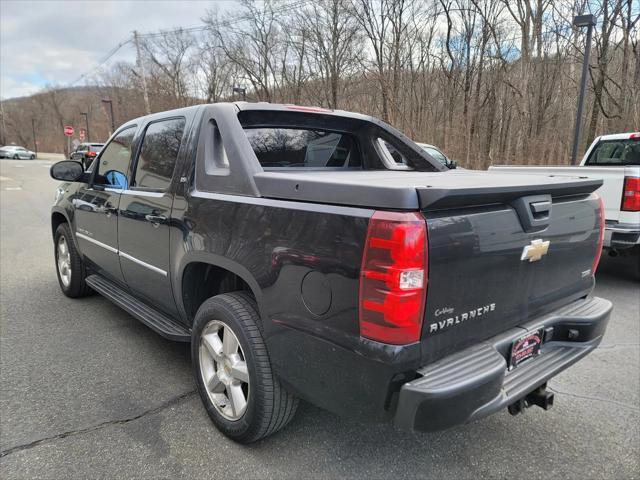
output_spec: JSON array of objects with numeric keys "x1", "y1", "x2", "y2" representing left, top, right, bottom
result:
[{"x1": 86, "y1": 274, "x2": 191, "y2": 342}]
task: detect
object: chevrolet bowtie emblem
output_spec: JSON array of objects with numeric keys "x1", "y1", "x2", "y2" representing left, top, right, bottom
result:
[{"x1": 521, "y1": 239, "x2": 550, "y2": 262}]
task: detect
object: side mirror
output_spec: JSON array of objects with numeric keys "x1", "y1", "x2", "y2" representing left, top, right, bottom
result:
[
  {"x1": 447, "y1": 160, "x2": 458, "y2": 169},
  {"x1": 50, "y1": 161, "x2": 86, "y2": 182}
]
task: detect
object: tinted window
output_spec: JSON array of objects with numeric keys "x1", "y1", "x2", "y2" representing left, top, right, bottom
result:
[
  {"x1": 585, "y1": 139, "x2": 640, "y2": 166},
  {"x1": 244, "y1": 128, "x2": 361, "y2": 169},
  {"x1": 95, "y1": 127, "x2": 136, "y2": 189},
  {"x1": 134, "y1": 118, "x2": 186, "y2": 190}
]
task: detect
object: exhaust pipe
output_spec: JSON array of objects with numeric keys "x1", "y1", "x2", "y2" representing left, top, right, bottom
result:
[
  {"x1": 608, "y1": 249, "x2": 619, "y2": 257},
  {"x1": 508, "y1": 384, "x2": 554, "y2": 416}
]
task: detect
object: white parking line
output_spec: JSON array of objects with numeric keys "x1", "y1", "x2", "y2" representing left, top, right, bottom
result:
[
  {"x1": 4, "y1": 187, "x2": 22, "y2": 191},
  {"x1": 0, "y1": 176, "x2": 12, "y2": 181}
]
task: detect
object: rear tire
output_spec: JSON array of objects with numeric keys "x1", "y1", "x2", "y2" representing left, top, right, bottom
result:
[
  {"x1": 192, "y1": 291, "x2": 298, "y2": 443},
  {"x1": 12, "y1": 154, "x2": 18, "y2": 159},
  {"x1": 54, "y1": 223, "x2": 93, "y2": 298}
]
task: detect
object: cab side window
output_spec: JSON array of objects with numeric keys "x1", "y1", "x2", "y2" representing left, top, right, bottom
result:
[
  {"x1": 133, "y1": 118, "x2": 186, "y2": 190},
  {"x1": 94, "y1": 127, "x2": 136, "y2": 189}
]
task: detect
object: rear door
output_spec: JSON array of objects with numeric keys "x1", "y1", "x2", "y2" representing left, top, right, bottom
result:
[
  {"x1": 74, "y1": 126, "x2": 136, "y2": 284},
  {"x1": 117, "y1": 117, "x2": 187, "y2": 317}
]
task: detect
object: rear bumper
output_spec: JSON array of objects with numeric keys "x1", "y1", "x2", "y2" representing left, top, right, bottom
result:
[
  {"x1": 394, "y1": 296, "x2": 612, "y2": 432},
  {"x1": 604, "y1": 222, "x2": 640, "y2": 249}
]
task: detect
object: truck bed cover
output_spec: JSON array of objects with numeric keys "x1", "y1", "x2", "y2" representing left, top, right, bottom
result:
[{"x1": 253, "y1": 170, "x2": 602, "y2": 210}]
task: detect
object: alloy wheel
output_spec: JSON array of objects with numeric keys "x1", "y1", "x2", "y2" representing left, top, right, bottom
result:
[
  {"x1": 56, "y1": 235, "x2": 72, "y2": 287},
  {"x1": 199, "y1": 320, "x2": 250, "y2": 421}
]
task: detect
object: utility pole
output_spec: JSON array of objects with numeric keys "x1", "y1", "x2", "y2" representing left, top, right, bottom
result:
[
  {"x1": 571, "y1": 14, "x2": 596, "y2": 165},
  {"x1": 31, "y1": 118, "x2": 37, "y2": 158},
  {"x1": 101, "y1": 98, "x2": 115, "y2": 136},
  {"x1": 80, "y1": 111, "x2": 90, "y2": 142},
  {"x1": 133, "y1": 30, "x2": 151, "y2": 115}
]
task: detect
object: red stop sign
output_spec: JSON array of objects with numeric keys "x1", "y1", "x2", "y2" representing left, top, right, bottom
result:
[{"x1": 64, "y1": 125, "x2": 74, "y2": 137}]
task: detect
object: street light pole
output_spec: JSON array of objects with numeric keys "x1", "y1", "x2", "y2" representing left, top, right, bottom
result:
[
  {"x1": 80, "y1": 112, "x2": 90, "y2": 142},
  {"x1": 101, "y1": 99, "x2": 115, "y2": 136},
  {"x1": 571, "y1": 14, "x2": 596, "y2": 165},
  {"x1": 31, "y1": 118, "x2": 37, "y2": 158}
]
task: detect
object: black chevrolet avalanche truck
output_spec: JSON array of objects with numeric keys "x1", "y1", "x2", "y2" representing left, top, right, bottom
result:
[{"x1": 50, "y1": 103, "x2": 612, "y2": 443}]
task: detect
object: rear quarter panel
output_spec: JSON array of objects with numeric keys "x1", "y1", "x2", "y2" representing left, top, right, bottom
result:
[{"x1": 170, "y1": 191, "x2": 418, "y2": 419}]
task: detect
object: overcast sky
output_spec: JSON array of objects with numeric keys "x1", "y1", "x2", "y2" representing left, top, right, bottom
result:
[{"x1": 0, "y1": 0, "x2": 235, "y2": 100}]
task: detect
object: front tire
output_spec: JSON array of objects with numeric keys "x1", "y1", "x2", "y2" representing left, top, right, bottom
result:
[
  {"x1": 30, "y1": 154, "x2": 35, "y2": 160},
  {"x1": 192, "y1": 292, "x2": 298, "y2": 443},
  {"x1": 12, "y1": 154, "x2": 19, "y2": 159},
  {"x1": 54, "y1": 223, "x2": 92, "y2": 297}
]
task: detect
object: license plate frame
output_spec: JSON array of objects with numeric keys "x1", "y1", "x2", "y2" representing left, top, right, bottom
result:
[{"x1": 509, "y1": 328, "x2": 544, "y2": 370}]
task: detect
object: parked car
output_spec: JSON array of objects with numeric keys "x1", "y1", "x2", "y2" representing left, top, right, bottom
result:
[
  {"x1": 416, "y1": 142, "x2": 458, "y2": 169},
  {"x1": 490, "y1": 132, "x2": 640, "y2": 272},
  {"x1": 0, "y1": 145, "x2": 36, "y2": 159},
  {"x1": 49, "y1": 103, "x2": 611, "y2": 443},
  {"x1": 70, "y1": 143, "x2": 104, "y2": 169}
]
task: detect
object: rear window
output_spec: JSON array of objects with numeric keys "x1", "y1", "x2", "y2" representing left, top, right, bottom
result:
[
  {"x1": 585, "y1": 139, "x2": 640, "y2": 166},
  {"x1": 243, "y1": 128, "x2": 361, "y2": 169}
]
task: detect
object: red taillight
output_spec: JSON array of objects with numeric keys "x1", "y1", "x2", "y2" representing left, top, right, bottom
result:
[
  {"x1": 87, "y1": 151, "x2": 97, "y2": 157},
  {"x1": 629, "y1": 132, "x2": 640, "y2": 139},
  {"x1": 359, "y1": 211, "x2": 427, "y2": 344},
  {"x1": 621, "y1": 176, "x2": 640, "y2": 212},
  {"x1": 592, "y1": 194, "x2": 605, "y2": 275}
]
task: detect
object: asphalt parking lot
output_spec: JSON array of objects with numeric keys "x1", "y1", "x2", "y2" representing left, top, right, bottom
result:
[{"x1": 1, "y1": 157, "x2": 638, "y2": 479}]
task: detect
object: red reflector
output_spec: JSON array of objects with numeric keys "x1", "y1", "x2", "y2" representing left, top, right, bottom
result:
[
  {"x1": 87, "y1": 151, "x2": 97, "y2": 157},
  {"x1": 359, "y1": 211, "x2": 427, "y2": 344},
  {"x1": 629, "y1": 132, "x2": 640, "y2": 139},
  {"x1": 621, "y1": 176, "x2": 640, "y2": 212},
  {"x1": 592, "y1": 193, "x2": 605, "y2": 275}
]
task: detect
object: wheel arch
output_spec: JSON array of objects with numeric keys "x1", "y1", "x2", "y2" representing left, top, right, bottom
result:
[
  {"x1": 51, "y1": 210, "x2": 68, "y2": 236},
  {"x1": 177, "y1": 253, "x2": 263, "y2": 326},
  {"x1": 51, "y1": 207, "x2": 83, "y2": 252}
]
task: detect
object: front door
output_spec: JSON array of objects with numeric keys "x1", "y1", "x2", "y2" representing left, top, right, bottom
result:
[
  {"x1": 118, "y1": 117, "x2": 187, "y2": 316},
  {"x1": 74, "y1": 126, "x2": 136, "y2": 284}
]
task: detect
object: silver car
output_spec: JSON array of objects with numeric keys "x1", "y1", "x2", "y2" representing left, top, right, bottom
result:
[{"x1": 0, "y1": 145, "x2": 36, "y2": 159}]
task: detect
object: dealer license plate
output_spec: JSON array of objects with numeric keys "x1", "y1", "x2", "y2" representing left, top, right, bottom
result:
[{"x1": 509, "y1": 329, "x2": 544, "y2": 370}]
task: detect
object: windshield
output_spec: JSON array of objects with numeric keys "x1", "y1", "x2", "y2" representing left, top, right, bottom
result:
[{"x1": 585, "y1": 138, "x2": 640, "y2": 166}]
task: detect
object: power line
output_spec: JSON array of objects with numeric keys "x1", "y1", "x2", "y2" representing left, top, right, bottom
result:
[
  {"x1": 70, "y1": 37, "x2": 132, "y2": 86},
  {"x1": 68, "y1": 0, "x2": 312, "y2": 86},
  {"x1": 136, "y1": 0, "x2": 312, "y2": 39}
]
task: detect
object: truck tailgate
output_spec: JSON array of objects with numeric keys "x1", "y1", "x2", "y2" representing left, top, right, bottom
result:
[
  {"x1": 489, "y1": 165, "x2": 631, "y2": 221},
  {"x1": 421, "y1": 192, "x2": 602, "y2": 364}
]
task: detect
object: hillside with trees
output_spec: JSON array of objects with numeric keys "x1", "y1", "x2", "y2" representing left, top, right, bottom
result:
[{"x1": 1, "y1": 0, "x2": 637, "y2": 167}]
